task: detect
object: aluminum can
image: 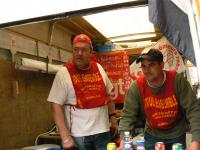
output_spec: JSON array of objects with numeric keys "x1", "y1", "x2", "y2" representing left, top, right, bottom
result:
[
  {"x1": 136, "y1": 140, "x2": 145, "y2": 150},
  {"x1": 155, "y1": 142, "x2": 165, "y2": 150},
  {"x1": 172, "y1": 143, "x2": 183, "y2": 150},
  {"x1": 107, "y1": 142, "x2": 116, "y2": 150}
]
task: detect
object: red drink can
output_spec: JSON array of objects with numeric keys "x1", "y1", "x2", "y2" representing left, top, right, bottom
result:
[{"x1": 155, "y1": 142, "x2": 165, "y2": 150}]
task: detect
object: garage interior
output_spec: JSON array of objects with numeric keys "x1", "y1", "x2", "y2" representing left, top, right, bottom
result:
[{"x1": 0, "y1": 0, "x2": 194, "y2": 149}]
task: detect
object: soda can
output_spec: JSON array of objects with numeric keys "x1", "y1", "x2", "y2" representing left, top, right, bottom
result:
[
  {"x1": 136, "y1": 140, "x2": 145, "y2": 150},
  {"x1": 107, "y1": 142, "x2": 116, "y2": 150},
  {"x1": 155, "y1": 142, "x2": 165, "y2": 150},
  {"x1": 172, "y1": 143, "x2": 183, "y2": 150}
]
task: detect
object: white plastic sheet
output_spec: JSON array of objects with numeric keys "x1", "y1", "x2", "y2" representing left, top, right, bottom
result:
[{"x1": 19, "y1": 58, "x2": 63, "y2": 73}]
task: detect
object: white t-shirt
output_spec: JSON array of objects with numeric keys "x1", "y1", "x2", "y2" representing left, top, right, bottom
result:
[{"x1": 47, "y1": 63, "x2": 113, "y2": 137}]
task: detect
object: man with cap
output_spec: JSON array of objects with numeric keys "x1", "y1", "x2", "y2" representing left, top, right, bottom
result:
[
  {"x1": 48, "y1": 34, "x2": 118, "y2": 150},
  {"x1": 118, "y1": 49, "x2": 200, "y2": 150}
]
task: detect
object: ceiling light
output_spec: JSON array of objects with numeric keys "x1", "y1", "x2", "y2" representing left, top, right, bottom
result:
[
  {"x1": 84, "y1": 6, "x2": 155, "y2": 38},
  {"x1": 110, "y1": 33, "x2": 156, "y2": 42}
]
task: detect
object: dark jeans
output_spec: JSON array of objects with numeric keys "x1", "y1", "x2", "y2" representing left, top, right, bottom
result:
[
  {"x1": 72, "y1": 131, "x2": 111, "y2": 150},
  {"x1": 144, "y1": 132, "x2": 186, "y2": 150}
]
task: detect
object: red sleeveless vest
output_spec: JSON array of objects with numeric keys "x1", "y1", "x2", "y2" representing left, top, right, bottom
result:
[
  {"x1": 65, "y1": 61, "x2": 109, "y2": 109},
  {"x1": 136, "y1": 71, "x2": 181, "y2": 129}
]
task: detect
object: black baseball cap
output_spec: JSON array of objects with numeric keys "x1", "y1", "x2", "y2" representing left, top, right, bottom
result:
[{"x1": 136, "y1": 49, "x2": 163, "y2": 64}]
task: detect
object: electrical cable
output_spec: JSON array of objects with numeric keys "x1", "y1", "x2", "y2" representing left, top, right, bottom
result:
[{"x1": 34, "y1": 125, "x2": 57, "y2": 146}]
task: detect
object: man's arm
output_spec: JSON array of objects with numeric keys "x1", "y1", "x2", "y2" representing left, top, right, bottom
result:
[
  {"x1": 108, "y1": 100, "x2": 115, "y2": 115},
  {"x1": 52, "y1": 103, "x2": 70, "y2": 139},
  {"x1": 175, "y1": 73, "x2": 200, "y2": 149},
  {"x1": 52, "y1": 102, "x2": 76, "y2": 148},
  {"x1": 119, "y1": 82, "x2": 141, "y2": 134},
  {"x1": 108, "y1": 101, "x2": 118, "y2": 128},
  {"x1": 98, "y1": 62, "x2": 118, "y2": 129},
  {"x1": 107, "y1": 95, "x2": 120, "y2": 142},
  {"x1": 117, "y1": 82, "x2": 141, "y2": 150}
]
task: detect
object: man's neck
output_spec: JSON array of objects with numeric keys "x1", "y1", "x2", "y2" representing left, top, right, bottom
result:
[
  {"x1": 147, "y1": 71, "x2": 166, "y2": 88},
  {"x1": 76, "y1": 64, "x2": 91, "y2": 71}
]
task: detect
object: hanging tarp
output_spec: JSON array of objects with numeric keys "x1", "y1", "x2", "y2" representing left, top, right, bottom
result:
[{"x1": 149, "y1": 0, "x2": 196, "y2": 65}]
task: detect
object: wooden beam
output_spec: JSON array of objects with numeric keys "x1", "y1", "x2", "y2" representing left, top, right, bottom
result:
[
  {"x1": 127, "y1": 47, "x2": 144, "y2": 56},
  {"x1": 195, "y1": 0, "x2": 200, "y2": 23}
]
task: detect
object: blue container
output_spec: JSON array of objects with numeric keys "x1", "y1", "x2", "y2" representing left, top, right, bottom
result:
[
  {"x1": 123, "y1": 140, "x2": 133, "y2": 150},
  {"x1": 136, "y1": 140, "x2": 145, "y2": 150},
  {"x1": 96, "y1": 44, "x2": 114, "y2": 52}
]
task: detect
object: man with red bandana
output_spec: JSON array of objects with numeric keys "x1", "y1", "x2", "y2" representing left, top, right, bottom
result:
[
  {"x1": 48, "y1": 34, "x2": 118, "y2": 150},
  {"x1": 118, "y1": 49, "x2": 200, "y2": 150}
]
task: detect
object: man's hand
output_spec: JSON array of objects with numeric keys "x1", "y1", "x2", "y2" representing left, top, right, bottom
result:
[
  {"x1": 186, "y1": 141, "x2": 200, "y2": 150},
  {"x1": 62, "y1": 136, "x2": 77, "y2": 149},
  {"x1": 110, "y1": 116, "x2": 119, "y2": 138},
  {"x1": 116, "y1": 140, "x2": 123, "y2": 150}
]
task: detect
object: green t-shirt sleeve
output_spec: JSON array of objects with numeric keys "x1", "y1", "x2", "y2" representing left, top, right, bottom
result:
[
  {"x1": 175, "y1": 72, "x2": 200, "y2": 141},
  {"x1": 119, "y1": 81, "x2": 141, "y2": 132}
]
